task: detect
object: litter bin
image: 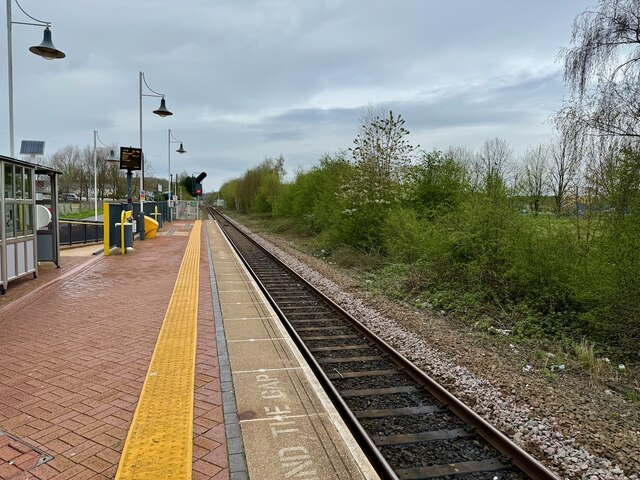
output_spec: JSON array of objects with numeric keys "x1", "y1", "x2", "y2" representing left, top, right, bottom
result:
[
  {"x1": 115, "y1": 221, "x2": 134, "y2": 248},
  {"x1": 144, "y1": 216, "x2": 159, "y2": 239}
]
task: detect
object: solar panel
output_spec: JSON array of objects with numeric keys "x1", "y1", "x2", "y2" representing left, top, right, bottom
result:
[{"x1": 20, "y1": 140, "x2": 45, "y2": 155}]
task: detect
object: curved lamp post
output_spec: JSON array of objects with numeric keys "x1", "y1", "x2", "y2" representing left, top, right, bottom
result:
[
  {"x1": 139, "y1": 71, "x2": 171, "y2": 238},
  {"x1": 6, "y1": 0, "x2": 65, "y2": 157},
  {"x1": 168, "y1": 128, "x2": 186, "y2": 202},
  {"x1": 93, "y1": 130, "x2": 117, "y2": 220}
]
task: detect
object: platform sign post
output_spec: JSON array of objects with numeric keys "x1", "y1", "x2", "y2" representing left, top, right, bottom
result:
[{"x1": 119, "y1": 147, "x2": 145, "y2": 240}]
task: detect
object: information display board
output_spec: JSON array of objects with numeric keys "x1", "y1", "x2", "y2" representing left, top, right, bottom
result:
[{"x1": 120, "y1": 147, "x2": 142, "y2": 171}]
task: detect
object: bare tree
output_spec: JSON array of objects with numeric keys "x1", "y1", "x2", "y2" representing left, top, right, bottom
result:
[
  {"x1": 583, "y1": 136, "x2": 621, "y2": 197},
  {"x1": 48, "y1": 145, "x2": 81, "y2": 195},
  {"x1": 479, "y1": 137, "x2": 513, "y2": 189},
  {"x1": 519, "y1": 144, "x2": 549, "y2": 213},
  {"x1": 559, "y1": 0, "x2": 640, "y2": 138},
  {"x1": 550, "y1": 125, "x2": 583, "y2": 214},
  {"x1": 80, "y1": 146, "x2": 94, "y2": 202},
  {"x1": 446, "y1": 146, "x2": 481, "y2": 192}
]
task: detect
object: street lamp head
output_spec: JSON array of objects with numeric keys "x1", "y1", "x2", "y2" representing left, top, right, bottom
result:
[
  {"x1": 153, "y1": 97, "x2": 173, "y2": 117},
  {"x1": 107, "y1": 149, "x2": 118, "y2": 163},
  {"x1": 176, "y1": 142, "x2": 186, "y2": 154},
  {"x1": 29, "y1": 27, "x2": 65, "y2": 60}
]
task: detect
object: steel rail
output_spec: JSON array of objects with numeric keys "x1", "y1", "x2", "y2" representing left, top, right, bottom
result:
[{"x1": 208, "y1": 206, "x2": 559, "y2": 480}]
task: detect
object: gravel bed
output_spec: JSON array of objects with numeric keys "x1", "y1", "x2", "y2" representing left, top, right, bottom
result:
[
  {"x1": 447, "y1": 471, "x2": 528, "y2": 480},
  {"x1": 226, "y1": 216, "x2": 639, "y2": 479},
  {"x1": 314, "y1": 346, "x2": 381, "y2": 359},
  {"x1": 322, "y1": 359, "x2": 394, "y2": 372},
  {"x1": 344, "y1": 391, "x2": 438, "y2": 410},
  {"x1": 292, "y1": 320, "x2": 352, "y2": 328},
  {"x1": 361, "y1": 411, "x2": 466, "y2": 434},
  {"x1": 301, "y1": 327, "x2": 354, "y2": 336},
  {"x1": 380, "y1": 436, "x2": 506, "y2": 466},
  {"x1": 305, "y1": 337, "x2": 369, "y2": 348},
  {"x1": 333, "y1": 373, "x2": 416, "y2": 390},
  {"x1": 282, "y1": 308, "x2": 333, "y2": 320}
]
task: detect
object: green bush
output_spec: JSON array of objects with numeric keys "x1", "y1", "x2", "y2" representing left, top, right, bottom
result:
[
  {"x1": 381, "y1": 208, "x2": 427, "y2": 263},
  {"x1": 275, "y1": 154, "x2": 352, "y2": 234},
  {"x1": 502, "y1": 216, "x2": 578, "y2": 313}
]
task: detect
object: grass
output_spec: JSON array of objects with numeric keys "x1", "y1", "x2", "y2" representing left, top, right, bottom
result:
[
  {"x1": 60, "y1": 208, "x2": 103, "y2": 220},
  {"x1": 220, "y1": 208, "x2": 638, "y2": 388},
  {"x1": 575, "y1": 338, "x2": 613, "y2": 384}
]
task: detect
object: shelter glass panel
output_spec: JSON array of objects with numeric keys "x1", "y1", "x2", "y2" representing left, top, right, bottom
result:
[
  {"x1": 24, "y1": 169, "x2": 32, "y2": 199},
  {"x1": 15, "y1": 167, "x2": 23, "y2": 199},
  {"x1": 4, "y1": 164, "x2": 13, "y2": 199},
  {"x1": 24, "y1": 204, "x2": 33, "y2": 235},
  {"x1": 15, "y1": 205, "x2": 24, "y2": 236},
  {"x1": 5, "y1": 204, "x2": 15, "y2": 238}
]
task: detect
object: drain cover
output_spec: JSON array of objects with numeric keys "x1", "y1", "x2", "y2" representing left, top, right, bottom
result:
[{"x1": 0, "y1": 431, "x2": 54, "y2": 479}]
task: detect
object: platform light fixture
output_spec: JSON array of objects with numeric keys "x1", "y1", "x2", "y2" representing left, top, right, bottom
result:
[
  {"x1": 139, "y1": 71, "x2": 172, "y2": 238},
  {"x1": 6, "y1": 0, "x2": 66, "y2": 157},
  {"x1": 168, "y1": 129, "x2": 186, "y2": 202}
]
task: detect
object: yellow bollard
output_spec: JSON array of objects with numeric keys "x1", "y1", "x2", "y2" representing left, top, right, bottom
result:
[{"x1": 103, "y1": 202, "x2": 110, "y2": 256}]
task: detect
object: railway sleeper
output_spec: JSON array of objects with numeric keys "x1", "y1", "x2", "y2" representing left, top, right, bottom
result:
[
  {"x1": 371, "y1": 427, "x2": 475, "y2": 447},
  {"x1": 259, "y1": 286, "x2": 306, "y2": 292},
  {"x1": 269, "y1": 293, "x2": 319, "y2": 301},
  {"x1": 288, "y1": 318, "x2": 346, "y2": 325},
  {"x1": 311, "y1": 344, "x2": 374, "y2": 352},
  {"x1": 394, "y1": 458, "x2": 513, "y2": 480},
  {"x1": 295, "y1": 325, "x2": 351, "y2": 332},
  {"x1": 249, "y1": 272, "x2": 291, "y2": 279},
  {"x1": 261, "y1": 282, "x2": 307, "y2": 289},
  {"x1": 278, "y1": 307, "x2": 334, "y2": 315},
  {"x1": 327, "y1": 369, "x2": 399, "y2": 380},
  {"x1": 283, "y1": 313, "x2": 338, "y2": 320},
  {"x1": 340, "y1": 386, "x2": 420, "y2": 397},
  {"x1": 286, "y1": 315, "x2": 344, "y2": 326},
  {"x1": 317, "y1": 355, "x2": 383, "y2": 364},
  {"x1": 354, "y1": 405, "x2": 446, "y2": 418},
  {"x1": 300, "y1": 334, "x2": 361, "y2": 341},
  {"x1": 267, "y1": 300, "x2": 322, "y2": 307}
]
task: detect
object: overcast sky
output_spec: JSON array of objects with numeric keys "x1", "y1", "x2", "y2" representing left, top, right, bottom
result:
[{"x1": 1, "y1": 0, "x2": 593, "y2": 192}]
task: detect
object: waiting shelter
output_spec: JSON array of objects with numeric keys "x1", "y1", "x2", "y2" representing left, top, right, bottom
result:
[{"x1": 0, "y1": 155, "x2": 60, "y2": 293}]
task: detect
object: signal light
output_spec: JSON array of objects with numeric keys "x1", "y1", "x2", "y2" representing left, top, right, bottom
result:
[{"x1": 195, "y1": 183, "x2": 202, "y2": 196}]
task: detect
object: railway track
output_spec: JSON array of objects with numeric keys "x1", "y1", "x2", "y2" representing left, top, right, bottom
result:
[{"x1": 207, "y1": 206, "x2": 558, "y2": 480}]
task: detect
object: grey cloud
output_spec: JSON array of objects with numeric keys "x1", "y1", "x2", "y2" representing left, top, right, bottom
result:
[{"x1": 0, "y1": 0, "x2": 593, "y2": 193}]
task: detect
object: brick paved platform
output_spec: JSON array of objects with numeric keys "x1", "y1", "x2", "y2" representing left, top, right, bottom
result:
[{"x1": 0, "y1": 222, "x2": 228, "y2": 480}]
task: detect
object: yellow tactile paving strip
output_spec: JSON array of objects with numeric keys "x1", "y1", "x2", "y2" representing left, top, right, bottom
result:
[{"x1": 115, "y1": 220, "x2": 202, "y2": 480}]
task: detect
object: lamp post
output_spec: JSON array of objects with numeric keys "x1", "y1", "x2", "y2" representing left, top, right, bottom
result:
[
  {"x1": 168, "y1": 129, "x2": 186, "y2": 202},
  {"x1": 6, "y1": 0, "x2": 65, "y2": 157},
  {"x1": 93, "y1": 130, "x2": 117, "y2": 220},
  {"x1": 138, "y1": 71, "x2": 172, "y2": 239}
]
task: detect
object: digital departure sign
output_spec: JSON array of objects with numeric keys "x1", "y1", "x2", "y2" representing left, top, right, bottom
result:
[{"x1": 120, "y1": 147, "x2": 142, "y2": 171}]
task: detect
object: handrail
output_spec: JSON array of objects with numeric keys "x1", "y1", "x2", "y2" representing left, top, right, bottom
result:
[{"x1": 59, "y1": 219, "x2": 102, "y2": 226}]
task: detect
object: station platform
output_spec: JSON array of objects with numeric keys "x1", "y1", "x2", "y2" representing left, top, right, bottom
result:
[{"x1": 0, "y1": 218, "x2": 376, "y2": 480}]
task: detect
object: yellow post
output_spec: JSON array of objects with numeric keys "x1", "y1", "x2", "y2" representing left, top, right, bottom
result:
[
  {"x1": 103, "y1": 202, "x2": 110, "y2": 256},
  {"x1": 119, "y1": 210, "x2": 133, "y2": 255},
  {"x1": 121, "y1": 210, "x2": 126, "y2": 256}
]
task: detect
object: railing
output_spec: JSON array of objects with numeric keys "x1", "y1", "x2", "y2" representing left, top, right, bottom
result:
[{"x1": 58, "y1": 219, "x2": 103, "y2": 245}]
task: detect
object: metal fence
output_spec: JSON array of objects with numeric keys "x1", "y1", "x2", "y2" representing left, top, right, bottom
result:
[
  {"x1": 58, "y1": 219, "x2": 103, "y2": 245},
  {"x1": 173, "y1": 200, "x2": 200, "y2": 220}
]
